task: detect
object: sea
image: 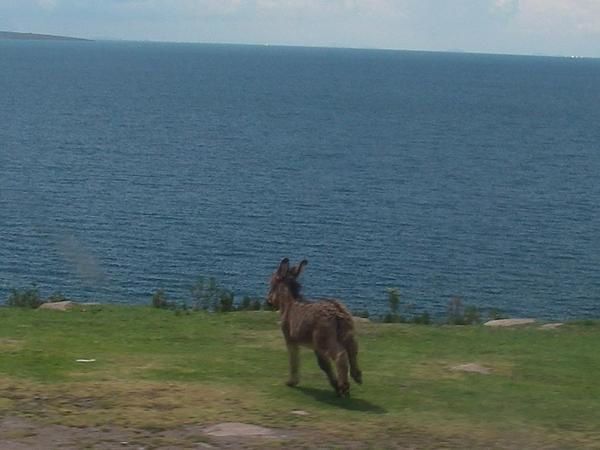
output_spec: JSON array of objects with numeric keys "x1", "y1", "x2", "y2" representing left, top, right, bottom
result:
[{"x1": 1, "y1": 40, "x2": 599, "y2": 320}]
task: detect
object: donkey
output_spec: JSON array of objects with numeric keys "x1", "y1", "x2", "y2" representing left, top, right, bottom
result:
[{"x1": 267, "y1": 258, "x2": 362, "y2": 397}]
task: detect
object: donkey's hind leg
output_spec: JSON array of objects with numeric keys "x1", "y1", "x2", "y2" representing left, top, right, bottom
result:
[
  {"x1": 333, "y1": 350, "x2": 350, "y2": 397},
  {"x1": 345, "y1": 335, "x2": 362, "y2": 385},
  {"x1": 314, "y1": 350, "x2": 338, "y2": 392}
]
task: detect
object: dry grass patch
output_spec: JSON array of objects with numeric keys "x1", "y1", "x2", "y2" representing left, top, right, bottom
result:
[
  {"x1": 0, "y1": 378, "x2": 264, "y2": 429},
  {"x1": 0, "y1": 338, "x2": 24, "y2": 352}
]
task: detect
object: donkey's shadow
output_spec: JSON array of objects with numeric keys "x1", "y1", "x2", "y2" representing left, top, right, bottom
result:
[{"x1": 296, "y1": 386, "x2": 386, "y2": 414}]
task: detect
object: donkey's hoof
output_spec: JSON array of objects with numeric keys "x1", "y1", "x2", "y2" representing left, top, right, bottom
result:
[
  {"x1": 336, "y1": 383, "x2": 350, "y2": 398},
  {"x1": 286, "y1": 380, "x2": 299, "y2": 387},
  {"x1": 351, "y1": 370, "x2": 363, "y2": 385}
]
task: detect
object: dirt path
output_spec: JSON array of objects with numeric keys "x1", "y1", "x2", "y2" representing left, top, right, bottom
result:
[
  {"x1": 1, "y1": 417, "x2": 270, "y2": 450},
  {"x1": 0, "y1": 416, "x2": 480, "y2": 450},
  {"x1": 0, "y1": 417, "x2": 366, "y2": 450}
]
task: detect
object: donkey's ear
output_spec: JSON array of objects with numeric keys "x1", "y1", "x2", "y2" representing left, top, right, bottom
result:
[
  {"x1": 290, "y1": 259, "x2": 308, "y2": 277},
  {"x1": 277, "y1": 258, "x2": 290, "y2": 277}
]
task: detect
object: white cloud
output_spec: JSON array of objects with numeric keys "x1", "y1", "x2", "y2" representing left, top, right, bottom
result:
[
  {"x1": 36, "y1": 0, "x2": 58, "y2": 10},
  {"x1": 114, "y1": 0, "x2": 245, "y2": 17},
  {"x1": 512, "y1": 0, "x2": 600, "y2": 35},
  {"x1": 491, "y1": 0, "x2": 519, "y2": 17},
  {"x1": 253, "y1": 0, "x2": 402, "y2": 18}
]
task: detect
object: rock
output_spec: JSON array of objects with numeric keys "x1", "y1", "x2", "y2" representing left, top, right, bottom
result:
[
  {"x1": 38, "y1": 301, "x2": 76, "y2": 311},
  {"x1": 290, "y1": 410, "x2": 309, "y2": 416},
  {"x1": 450, "y1": 363, "x2": 491, "y2": 374},
  {"x1": 539, "y1": 323, "x2": 563, "y2": 330},
  {"x1": 484, "y1": 318, "x2": 535, "y2": 327},
  {"x1": 203, "y1": 423, "x2": 276, "y2": 438}
]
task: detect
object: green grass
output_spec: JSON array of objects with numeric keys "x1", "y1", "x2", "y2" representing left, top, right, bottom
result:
[{"x1": 1, "y1": 306, "x2": 599, "y2": 448}]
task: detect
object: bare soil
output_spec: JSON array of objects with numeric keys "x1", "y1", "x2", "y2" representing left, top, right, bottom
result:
[
  {"x1": 0, "y1": 416, "x2": 514, "y2": 450},
  {"x1": 0, "y1": 417, "x2": 290, "y2": 449}
]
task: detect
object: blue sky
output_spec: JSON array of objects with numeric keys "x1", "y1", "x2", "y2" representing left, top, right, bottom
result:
[{"x1": 1, "y1": 0, "x2": 599, "y2": 57}]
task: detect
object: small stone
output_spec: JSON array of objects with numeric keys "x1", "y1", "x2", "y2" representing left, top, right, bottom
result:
[{"x1": 290, "y1": 410, "x2": 309, "y2": 416}]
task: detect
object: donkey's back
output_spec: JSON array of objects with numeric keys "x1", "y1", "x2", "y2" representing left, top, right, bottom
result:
[{"x1": 284, "y1": 298, "x2": 355, "y2": 348}]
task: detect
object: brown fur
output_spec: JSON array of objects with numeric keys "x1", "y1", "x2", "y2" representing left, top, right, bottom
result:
[{"x1": 267, "y1": 258, "x2": 362, "y2": 397}]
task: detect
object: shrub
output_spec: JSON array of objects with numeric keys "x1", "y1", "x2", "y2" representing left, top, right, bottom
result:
[
  {"x1": 190, "y1": 276, "x2": 237, "y2": 312},
  {"x1": 352, "y1": 309, "x2": 370, "y2": 319},
  {"x1": 464, "y1": 305, "x2": 481, "y2": 324},
  {"x1": 447, "y1": 296, "x2": 464, "y2": 324},
  {"x1": 382, "y1": 313, "x2": 403, "y2": 323},
  {"x1": 190, "y1": 276, "x2": 221, "y2": 311},
  {"x1": 238, "y1": 296, "x2": 262, "y2": 311},
  {"x1": 262, "y1": 299, "x2": 275, "y2": 311},
  {"x1": 47, "y1": 292, "x2": 69, "y2": 303},
  {"x1": 447, "y1": 296, "x2": 481, "y2": 325},
  {"x1": 412, "y1": 311, "x2": 431, "y2": 325},
  {"x1": 216, "y1": 291, "x2": 235, "y2": 312},
  {"x1": 381, "y1": 288, "x2": 403, "y2": 322},
  {"x1": 151, "y1": 289, "x2": 174, "y2": 310},
  {"x1": 386, "y1": 288, "x2": 400, "y2": 315},
  {"x1": 251, "y1": 299, "x2": 262, "y2": 310},
  {"x1": 7, "y1": 286, "x2": 43, "y2": 308},
  {"x1": 487, "y1": 308, "x2": 507, "y2": 320}
]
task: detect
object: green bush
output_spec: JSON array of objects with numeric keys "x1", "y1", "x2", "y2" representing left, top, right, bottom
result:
[
  {"x1": 189, "y1": 276, "x2": 237, "y2": 313},
  {"x1": 411, "y1": 311, "x2": 431, "y2": 325},
  {"x1": 446, "y1": 296, "x2": 464, "y2": 324},
  {"x1": 382, "y1": 313, "x2": 404, "y2": 323},
  {"x1": 238, "y1": 296, "x2": 262, "y2": 311},
  {"x1": 352, "y1": 309, "x2": 370, "y2": 319},
  {"x1": 487, "y1": 308, "x2": 507, "y2": 320},
  {"x1": 464, "y1": 305, "x2": 481, "y2": 324},
  {"x1": 447, "y1": 297, "x2": 481, "y2": 325},
  {"x1": 7, "y1": 286, "x2": 43, "y2": 308},
  {"x1": 151, "y1": 289, "x2": 174, "y2": 310},
  {"x1": 47, "y1": 292, "x2": 69, "y2": 303},
  {"x1": 386, "y1": 288, "x2": 400, "y2": 315},
  {"x1": 216, "y1": 291, "x2": 235, "y2": 312},
  {"x1": 190, "y1": 277, "x2": 221, "y2": 311},
  {"x1": 262, "y1": 300, "x2": 275, "y2": 311}
]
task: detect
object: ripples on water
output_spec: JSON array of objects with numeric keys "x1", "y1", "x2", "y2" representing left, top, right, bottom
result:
[{"x1": 1, "y1": 41, "x2": 599, "y2": 319}]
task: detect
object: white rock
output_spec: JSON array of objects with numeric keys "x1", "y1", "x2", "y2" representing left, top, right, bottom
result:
[
  {"x1": 39, "y1": 301, "x2": 76, "y2": 311},
  {"x1": 484, "y1": 318, "x2": 535, "y2": 327}
]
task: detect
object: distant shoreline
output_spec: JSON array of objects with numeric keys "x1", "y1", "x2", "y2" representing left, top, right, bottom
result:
[{"x1": 0, "y1": 31, "x2": 91, "y2": 41}]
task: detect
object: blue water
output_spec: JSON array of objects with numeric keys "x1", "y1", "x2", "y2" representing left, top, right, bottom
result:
[{"x1": 1, "y1": 40, "x2": 599, "y2": 320}]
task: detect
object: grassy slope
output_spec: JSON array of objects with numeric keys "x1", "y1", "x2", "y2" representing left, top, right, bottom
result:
[{"x1": 0, "y1": 306, "x2": 599, "y2": 448}]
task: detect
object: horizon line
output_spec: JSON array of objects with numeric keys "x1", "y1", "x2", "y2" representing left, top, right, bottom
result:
[{"x1": 2, "y1": 29, "x2": 597, "y2": 60}]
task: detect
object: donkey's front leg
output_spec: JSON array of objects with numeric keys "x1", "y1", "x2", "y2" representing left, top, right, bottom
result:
[{"x1": 286, "y1": 343, "x2": 300, "y2": 387}]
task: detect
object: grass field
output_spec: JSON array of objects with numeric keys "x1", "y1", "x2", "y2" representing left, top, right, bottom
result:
[{"x1": 0, "y1": 306, "x2": 599, "y2": 448}]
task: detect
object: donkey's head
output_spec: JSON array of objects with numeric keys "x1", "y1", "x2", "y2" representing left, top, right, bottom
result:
[{"x1": 267, "y1": 258, "x2": 308, "y2": 309}]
